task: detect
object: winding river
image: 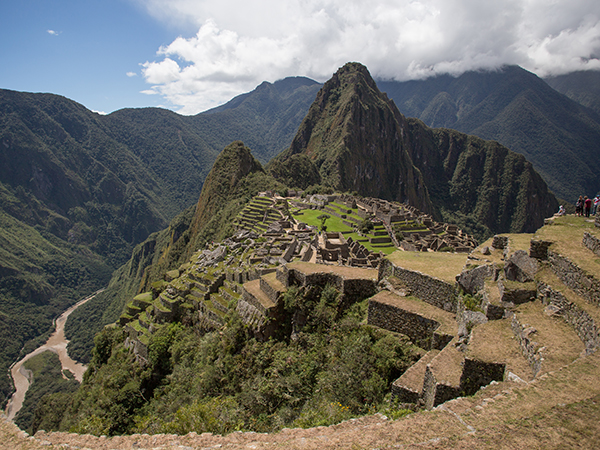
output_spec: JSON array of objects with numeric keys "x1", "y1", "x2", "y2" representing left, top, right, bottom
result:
[{"x1": 4, "y1": 289, "x2": 104, "y2": 421}]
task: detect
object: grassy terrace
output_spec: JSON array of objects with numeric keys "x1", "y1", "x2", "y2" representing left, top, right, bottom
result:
[
  {"x1": 386, "y1": 250, "x2": 468, "y2": 283},
  {"x1": 291, "y1": 206, "x2": 397, "y2": 254},
  {"x1": 535, "y1": 215, "x2": 600, "y2": 276}
]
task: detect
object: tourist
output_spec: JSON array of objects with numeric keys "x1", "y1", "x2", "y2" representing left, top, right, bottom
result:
[
  {"x1": 584, "y1": 196, "x2": 593, "y2": 217},
  {"x1": 557, "y1": 205, "x2": 566, "y2": 216},
  {"x1": 594, "y1": 195, "x2": 600, "y2": 215},
  {"x1": 576, "y1": 196, "x2": 584, "y2": 216}
]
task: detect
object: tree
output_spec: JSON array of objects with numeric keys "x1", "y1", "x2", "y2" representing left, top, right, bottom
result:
[{"x1": 317, "y1": 214, "x2": 330, "y2": 232}]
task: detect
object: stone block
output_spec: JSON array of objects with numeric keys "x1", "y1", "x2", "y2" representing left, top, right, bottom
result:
[{"x1": 504, "y1": 250, "x2": 538, "y2": 282}]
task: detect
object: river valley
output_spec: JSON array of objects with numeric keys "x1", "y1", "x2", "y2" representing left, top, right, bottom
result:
[{"x1": 4, "y1": 290, "x2": 104, "y2": 421}]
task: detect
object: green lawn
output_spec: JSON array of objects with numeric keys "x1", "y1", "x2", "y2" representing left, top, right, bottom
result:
[
  {"x1": 292, "y1": 208, "x2": 397, "y2": 255},
  {"x1": 292, "y1": 208, "x2": 353, "y2": 231}
]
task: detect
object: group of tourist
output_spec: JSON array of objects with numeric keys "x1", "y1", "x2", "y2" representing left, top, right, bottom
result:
[
  {"x1": 557, "y1": 194, "x2": 600, "y2": 217},
  {"x1": 574, "y1": 195, "x2": 600, "y2": 217}
]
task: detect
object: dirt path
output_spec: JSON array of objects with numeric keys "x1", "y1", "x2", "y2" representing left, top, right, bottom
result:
[{"x1": 4, "y1": 289, "x2": 104, "y2": 421}]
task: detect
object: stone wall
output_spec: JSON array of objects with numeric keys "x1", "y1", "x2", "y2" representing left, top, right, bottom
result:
[
  {"x1": 529, "y1": 239, "x2": 552, "y2": 260},
  {"x1": 492, "y1": 235, "x2": 508, "y2": 249},
  {"x1": 236, "y1": 297, "x2": 269, "y2": 329},
  {"x1": 260, "y1": 277, "x2": 282, "y2": 304},
  {"x1": 379, "y1": 259, "x2": 457, "y2": 313},
  {"x1": 511, "y1": 314, "x2": 542, "y2": 378},
  {"x1": 367, "y1": 299, "x2": 448, "y2": 350},
  {"x1": 422, "y1": 366, "x2": 461, "y2": 410},
  {"x1": 459, "y1": 358, "x2": 505, "y2": 396},
  {"x1": 583, "y1": 232, "x2": 600, "y2": 257},
  {"x1": 537, "y1": 282, "x2": 600, "y2": 354},
  {"x1": 279, "y1": 265, "x2": 377, "y2": 304},
  {"x1": 457, "y1": 264, "x2": 494, "y2": 295},
  {"x1": 548, "y1": 251, "x2": 600, "y2": 307}
]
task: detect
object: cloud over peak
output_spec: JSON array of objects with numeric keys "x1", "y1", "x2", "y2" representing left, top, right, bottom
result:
[{"x1": 137, "y1": 0, "x2": 600, "y2": 114}]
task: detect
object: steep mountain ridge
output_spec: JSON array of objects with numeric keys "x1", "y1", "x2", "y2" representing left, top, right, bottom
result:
[
  {"x1": 273, "y1": 63, "x2": 558, "y2": 237},
  {"x1": 377, "y1": 66, "x2": 600, "y2": 200},
  {"x1": 272, "y1": 63, "x2": 434, "y2": 215}
]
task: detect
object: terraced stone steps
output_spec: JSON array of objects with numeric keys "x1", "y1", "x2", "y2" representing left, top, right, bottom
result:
[
  {"x1": 392, "y1": 349, "x2": 440, "y2": 403},
  {"x1": 466, "y1": 318, "x2": 532, "y2": 382},
  {"x1": 511, "y1": 300, "x2": 585, "y2": 377},
  {"x1": 367, "y1": 291, "x2": 456, "y2": 350},
  {"x1": 242, "y1": 279, "x2": 276, "y2": 311},
  {"x1": 537, "y1": 268, "x2": 600, "y2": 353},
  {"x1": 422, "y1": 338, "x2": 464, "y2": 409}
]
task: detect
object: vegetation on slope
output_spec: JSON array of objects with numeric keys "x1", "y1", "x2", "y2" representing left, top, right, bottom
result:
[
  {"x1": 14, "y1": 351, "x2": 79, "y2": 434},
  {"x1": 378, "y1": 66, "x2": 600, "y2": 201},
  {"x1": 0, "y1": 203, "x2": 111, "y2": 405},
  {"x1": 35, "y1": 286, "x2": 419, "y2": 436}
]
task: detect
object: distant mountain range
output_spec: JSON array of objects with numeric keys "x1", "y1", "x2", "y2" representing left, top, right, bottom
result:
[
  {"x1": 545, "y1": 70, "x2": 600, "y2": 116},
  {"x1": 377, "y1": 66, "x2": 600, "y2": 202}
]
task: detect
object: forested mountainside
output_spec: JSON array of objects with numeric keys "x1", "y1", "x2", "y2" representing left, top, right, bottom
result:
[
  {"x1": 377, "y1": 65, "x2": 600, "y2": 201},
  {"x1": 545, "y1": 70, "x2": 600, "y2": 116},
  {"x1": 272, "y1": 63, "x2": 558, "y2": 237},
  {"x1": 0, "y1": 78, "x2": 319, "y2": 407}
]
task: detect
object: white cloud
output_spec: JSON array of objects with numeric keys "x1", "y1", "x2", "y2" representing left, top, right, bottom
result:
[
  {"x1": 126, "y1": 71, "x2": 138, "y2": 77},
  {"x1": 47, "y1": 29, "x2": 60, "y2": 36},
  {"x1": 136, "y1": 0, "x2": 600, "y2": 114}
]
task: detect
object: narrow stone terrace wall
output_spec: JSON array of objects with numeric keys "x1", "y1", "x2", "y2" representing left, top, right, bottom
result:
[
  {"x1": 367, "y1": 299, "x2": 441, "y2": 350},
  {"x1": 459, "y1": 358, "x2": 506, "y2": 396},
  {"x1": 279, "y1": 265, "x2": 378, "y2": 303},
  {"x1": 538, "y1": 281, "x2": 600, "y2": 354},
  {"x1": 511, "y1": 314, "x2": 542, "y2": 378},
  {"x1": 379, "y1": 259, "x2": 457, "y2": 313},
  {"x1": 548, "y1": 251, "x2": 600, "y2": 307},
  {"x1": 583, "y1": 232, "x2": 600, "y2": 257}
]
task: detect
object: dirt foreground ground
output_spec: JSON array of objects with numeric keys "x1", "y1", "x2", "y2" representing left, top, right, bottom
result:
[{"x1": 2, "y1": 349, "x2": 599, "y2": 450}]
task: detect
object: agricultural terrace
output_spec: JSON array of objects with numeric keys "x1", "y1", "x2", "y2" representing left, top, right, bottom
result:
[
  {"x1": 387, "y1": 250, "x2": 469, "y2": 283},
  {"x1": 290, "y1": 201, "x2": 397, "y2": 254}
]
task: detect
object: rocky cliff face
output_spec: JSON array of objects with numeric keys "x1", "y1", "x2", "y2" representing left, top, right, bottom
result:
[
  {"x1": 274, "y1": 63, "x2": 434, "y2": 215},
  {"x1": 402, "y1": 121, "x2": 558, "y2": 235},
  {"x1": 274, "y1": 63, "x2": 558, "y2": 237}
]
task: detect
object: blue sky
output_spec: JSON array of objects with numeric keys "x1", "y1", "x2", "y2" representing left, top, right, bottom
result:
[
  {"x1": 0, "y1": 0, "x2": 184, "y2": 114},
  {"x1": 1, "y1": 0, "x2": 599, "y2": 115}
]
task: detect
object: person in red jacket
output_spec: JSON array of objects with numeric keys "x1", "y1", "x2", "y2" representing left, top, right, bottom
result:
[{"x1": 584, "y1": 196, "x2": 593, "y2": 217}]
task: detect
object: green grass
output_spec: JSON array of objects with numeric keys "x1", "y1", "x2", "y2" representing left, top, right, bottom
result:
[
  {"x1": 292, "y1": 208, "x2": 396, "y2": 254},
  {"x1": 292, "y1": 208, "x2": 354, "y2": 231}
]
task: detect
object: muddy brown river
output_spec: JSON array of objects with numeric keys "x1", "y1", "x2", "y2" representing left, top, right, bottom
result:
[{"x1": 4, "y1": 289, "x2": 104, "y2": 421}]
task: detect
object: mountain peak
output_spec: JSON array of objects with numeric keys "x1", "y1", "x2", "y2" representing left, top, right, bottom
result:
[
  {"x1": 193, "y1": 141, "x2": 264, "y2": 229},
  {"x1": 277, "y1": 62, "x2": 434, "y2": 214}
]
